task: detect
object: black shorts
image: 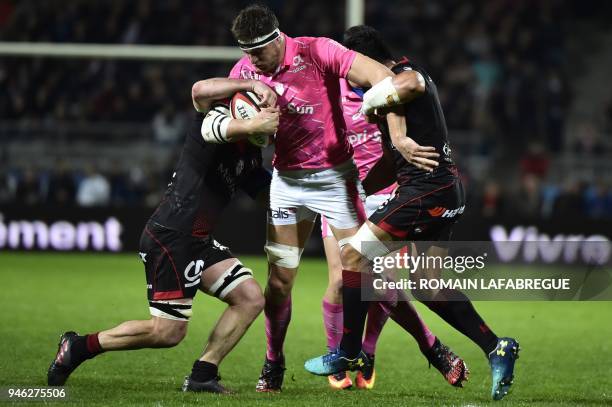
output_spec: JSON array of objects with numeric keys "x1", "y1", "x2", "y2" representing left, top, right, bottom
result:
[
  {"x1": 139, "y1": 222, "x2": 234, "y2": 301},
  {"x1": 369, "y1": 177, "x2": 465, "y2": 241}
]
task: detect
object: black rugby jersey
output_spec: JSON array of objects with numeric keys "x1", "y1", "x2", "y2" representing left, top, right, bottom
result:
[
  {"x1": 149, "y1": 112, "x2": 271, "y2": 237},
  {"x1": 380, "y1": 58, "x2": 456, "y2": 184}
]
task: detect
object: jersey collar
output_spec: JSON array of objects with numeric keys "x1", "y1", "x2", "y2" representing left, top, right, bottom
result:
[{"x1": 277, "y1": 33, "x2": 298, "y2": 72}]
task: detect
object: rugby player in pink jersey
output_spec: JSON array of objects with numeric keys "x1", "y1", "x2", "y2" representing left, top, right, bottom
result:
[{"x1": 224, "y1": 5, "x2": 440, "y2": 392}]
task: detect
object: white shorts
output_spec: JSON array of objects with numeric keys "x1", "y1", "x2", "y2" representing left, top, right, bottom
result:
[
  {"x1": 321, "y1": 192, "x2": 394, "y2": 239},
  {"x1": 269, "y1": 160, "x2": 366, "y2": 230}
]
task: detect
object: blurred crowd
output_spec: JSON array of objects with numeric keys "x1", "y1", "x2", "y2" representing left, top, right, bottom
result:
[
  {"x1": 0, "y1": 0, "x2": 572, "y2": 145},
  {"x1": 2, "y1": 150, "x2": 612, "y2": 220},
  {"x1": 472, "y1": 143, "x2": 612, "y2": 220},
  {"x1": 1, "y1": 0, "x2": 611, "y2": 219},
  {"x1": 0, "y1": 159, "x2": 169, "y2": 208}
]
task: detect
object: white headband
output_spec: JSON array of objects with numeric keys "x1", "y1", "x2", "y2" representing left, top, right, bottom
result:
[{"x1": 238, "y1": 28, "x2": 281, "y2": 51}]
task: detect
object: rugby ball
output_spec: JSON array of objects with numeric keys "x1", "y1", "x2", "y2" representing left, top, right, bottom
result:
[{"x1": 229, "y1": 91, "x2": 271, "y2": 147}]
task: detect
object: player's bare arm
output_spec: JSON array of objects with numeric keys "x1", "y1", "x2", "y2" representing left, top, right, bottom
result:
[
  {"x1": 193, "y1": 78, "x2": 279, "y2": 144},
  {"x1": 346, "y1": 52, "x2": 394, "y2": 89},
  {"x1": 386, "y1": 105, "x2": 439, "y2": 172},
  {"x1": 361, "y1": 70, "x2": 426, "y2": 115},
  {"x1": 242, "y1": 107, "x2": 279, "y2": 139},
  {"x1": 345, "y1": 53, "x2": 436, "y2": 170},
  {"x1": 392, "y1": 70, "x2": 426, "y2": 103},
  {"x1": 191, "y1": 78, "x2": 276, "y2": 112},
  {"x1": 219, "y1": 106, "x2": 279, "y2": 143}
]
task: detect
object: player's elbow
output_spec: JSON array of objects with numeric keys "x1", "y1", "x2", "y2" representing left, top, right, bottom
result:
[
  {"x1": 394, "y1": 71, "x2": 425, "y2": 100},
  {"x1": 191, "y1": 80, "x2": 209, "y2": 103}
]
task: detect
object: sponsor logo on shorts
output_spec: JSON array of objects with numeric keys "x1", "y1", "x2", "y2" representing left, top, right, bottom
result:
[
  {"x1": 443, "y1": 143, "x2": 452, "y2": 156},
  {"x1": 213, "y1": 240, "x2": 229, "y2": 251},
  {"x1": 428, "y1": 205, "x2": 465, "y2": 218},
  {"x1": 139, "y1": 252, "x2": 147, "y2": 263},
  {"x1": 184, "y1": 259, "x2": 205, "y2": 288},
  {"x1": 377, "y1": 196, "x2": 394, "y2": 211},
  {"x1": 268, "y1": 208, "x2": 295, "y2": 219}
]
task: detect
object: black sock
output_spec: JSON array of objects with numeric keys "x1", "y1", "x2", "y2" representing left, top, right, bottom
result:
[
  {"x1": 422, "y1": 289, "x2": 498, "y2": 355},
  {"x1": 191, "y1": 360, "x2": 218, "y2": 382},
  {"x1": 71, "y1": 333, "x2": 103, "y2": 364},
  {"x1": 339, "y1": 270, "x2": 370, "y2": 358}
]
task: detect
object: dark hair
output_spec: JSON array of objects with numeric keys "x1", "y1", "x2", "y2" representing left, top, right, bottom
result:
[
  {"x1": 231, "y1": 4, "x2": 279, "y2": 43},
  {"x1": 343, "y1": 25, "x2": 393, "y2": 63}
]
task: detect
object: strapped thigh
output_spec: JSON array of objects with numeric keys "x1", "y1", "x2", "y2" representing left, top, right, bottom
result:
[{"x1": 205, "y1": 260, "x2": 254, "y2": 299}]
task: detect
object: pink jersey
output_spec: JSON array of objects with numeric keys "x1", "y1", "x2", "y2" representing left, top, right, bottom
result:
[
  {"x1": 341, "y1": 80, "x2": 396, "y2": 195},
  {"x1": 229, "y1": 33, "x2": 356, "y2": 171}
]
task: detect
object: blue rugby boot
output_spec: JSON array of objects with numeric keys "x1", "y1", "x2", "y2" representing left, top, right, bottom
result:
[
  {"x1": 305, "y1": 349, "x2": 371, "y2": 376},
  {"x1": 488, "y1": 337, "x2": 520, "y2": 400}
]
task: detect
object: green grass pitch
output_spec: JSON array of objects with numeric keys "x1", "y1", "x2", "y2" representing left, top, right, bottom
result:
[{"x1": 1, "y1": 252, "x2": 611, "y2": 406}]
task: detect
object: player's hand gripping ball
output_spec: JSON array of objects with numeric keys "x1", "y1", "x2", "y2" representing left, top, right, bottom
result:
[{"x1": 229, "y1": 91, "x2": 275, "y2": 147}]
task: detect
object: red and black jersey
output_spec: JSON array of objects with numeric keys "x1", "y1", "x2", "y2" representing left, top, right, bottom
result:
[
  {"x1": 380, "y1": 58, "x2": 456, "y2": 185},
  {"x1": 149, "y1": 112, "x2": 271, "y2": 237}
]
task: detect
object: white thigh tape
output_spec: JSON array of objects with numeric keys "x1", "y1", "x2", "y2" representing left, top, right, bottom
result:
[
  {"x1": 149, "y1": 299, "x2": 193, "y2": 321},
  {"x1": 207, "y1": 261, "x2": 253, "y2": 299},
  {"x1": 348, "y1": 224, "x2": 390, "y2": 260}
]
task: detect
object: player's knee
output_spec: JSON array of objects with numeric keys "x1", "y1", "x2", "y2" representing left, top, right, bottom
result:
[
  {"x1": 340, "y1": 243, "x2": 362, "y2": 270},
  {"x1": 264, "y1": 241, "x2": 303, "y2": 269},
  {"x1": 326, "y1": 271, "x2": 343, "y2": 298},
  {"x1": 267, "y1": 270, "x2": 294, "y2": 298},
  {"x1": 151, "y1": 320, "x2": 187, "y2": 347}
]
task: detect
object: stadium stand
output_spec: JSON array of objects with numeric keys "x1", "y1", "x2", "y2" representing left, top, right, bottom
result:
[{"x1": 1, "y1": 0, "x2": 610, "y2": 220}]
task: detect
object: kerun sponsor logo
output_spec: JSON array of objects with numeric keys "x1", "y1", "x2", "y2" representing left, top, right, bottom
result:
[
  {"x1": 490, "y1": 225, "x2": 610, "y2": 265},
  {"x1": 0, "y1": 213, "x2": 123, "y2": 251},
  {"x1": 287, "y1": 103, "x2": 314, "y2": 114}
]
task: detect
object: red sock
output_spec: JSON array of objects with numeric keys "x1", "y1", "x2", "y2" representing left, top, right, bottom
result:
[{"x1": 85, "y1": 332, "x2": 103, "y2": 355}]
